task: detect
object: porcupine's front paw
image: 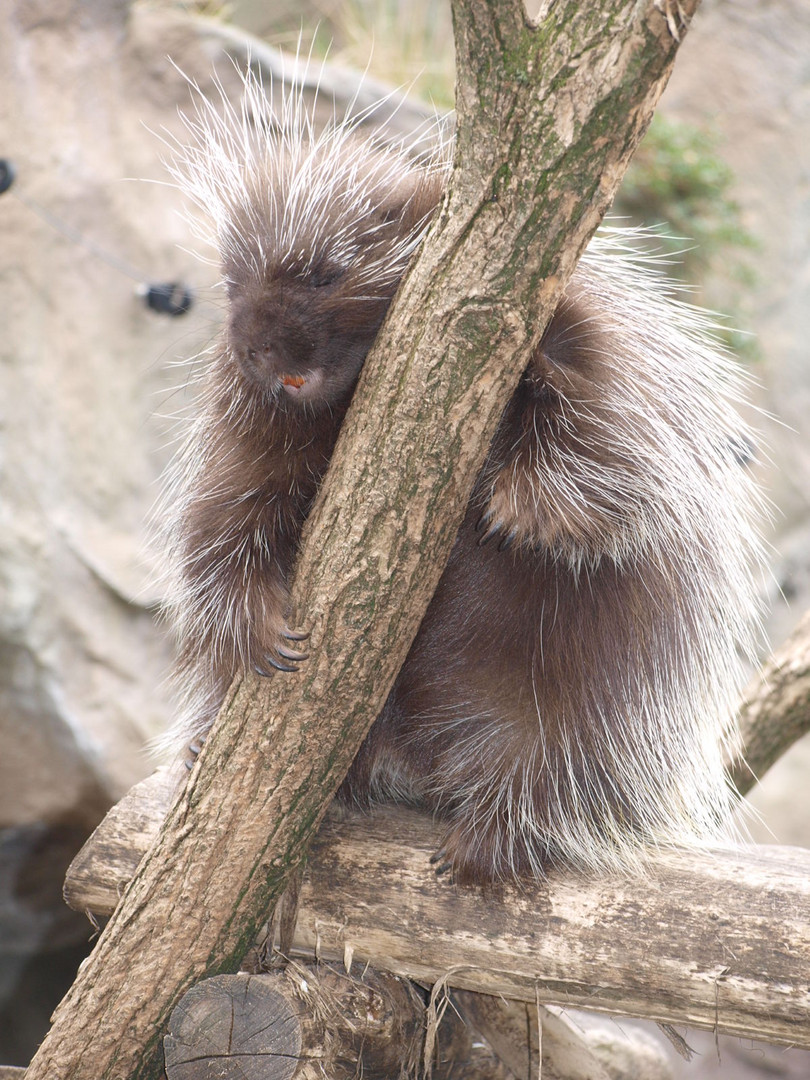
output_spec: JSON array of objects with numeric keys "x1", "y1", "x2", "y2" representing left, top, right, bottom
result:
[
  {"x1": 253, "y1": 624, "x2": 310, "y2": 676},
  {"x1": 182, "y1": 627, "x2": 306, "y2": 771}
]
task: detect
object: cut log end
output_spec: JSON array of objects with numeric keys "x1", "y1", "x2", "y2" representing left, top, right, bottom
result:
[{"x1": 165, "y1": 974, "x2": 301, "y2": 1080}]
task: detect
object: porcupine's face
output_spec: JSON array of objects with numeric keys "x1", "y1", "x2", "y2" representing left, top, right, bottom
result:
[
  {"x1": 225, "y1": 269, "x2": 394, "y2": 410},
  {"x1": 223, "y1": 164, "x2": 444, "y2": 411},
  {"x1": 169, "y1": 65, "x2": 449, "y2": 409}
]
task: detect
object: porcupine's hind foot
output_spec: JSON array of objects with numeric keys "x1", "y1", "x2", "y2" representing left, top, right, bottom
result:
[
  {"x1": 475, "y1": 291, "x2": 631, "y2": 557},
  {"x1": 430, "y1": 828, "x2": 551, "y2": 888},
  {"x1": 474, "y1": 362, "x2": 571, "y2": 553},
  {"x1": 430, "y1": 810, "x2": 558, "y2": 887}
]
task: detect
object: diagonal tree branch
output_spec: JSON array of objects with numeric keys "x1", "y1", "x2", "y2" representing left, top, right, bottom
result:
[{"x1": 731, "y1": 607, "x2": 810, "y2": 794}]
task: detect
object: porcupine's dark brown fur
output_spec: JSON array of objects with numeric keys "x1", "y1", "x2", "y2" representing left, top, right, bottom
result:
[{"x1": 158, "y1": 67, "x2": 764, "y2": 884}]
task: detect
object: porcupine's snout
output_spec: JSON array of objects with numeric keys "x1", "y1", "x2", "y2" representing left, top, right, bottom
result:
[
  {"x1": 227, "y1": 289, "x2": 324, "y2": 399},
  {"x1": 241, "y1": 341, "x2": 320, "y2": 398},
  {"x1": 237, "y1": 340, "x2": 316, "y2": 398}
]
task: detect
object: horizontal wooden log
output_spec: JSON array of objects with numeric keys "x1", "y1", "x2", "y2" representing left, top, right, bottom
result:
[
  {"x1": 65, "y1": 769, "x2": 810, "y2": 1050},
  {"x1": 64, "y1": 766, "x2": 178, "y2": 915}
]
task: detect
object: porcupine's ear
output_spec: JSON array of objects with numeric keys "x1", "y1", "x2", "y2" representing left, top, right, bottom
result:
[{"x1": 359, "y1": 168, "x2": 442, "y2": 247}]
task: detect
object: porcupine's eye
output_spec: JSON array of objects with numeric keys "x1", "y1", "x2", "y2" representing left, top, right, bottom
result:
[
  {"x1": 380, "y1": 205, "x2": 405, "y2": 224},
  {"x1": 308, "y1": 265, "x2": 343, "y2": 289}
]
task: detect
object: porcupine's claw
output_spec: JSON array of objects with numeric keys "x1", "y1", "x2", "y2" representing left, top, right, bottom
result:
[
  {"x1": 254, "y1": 624, "x2": 310, "y2": 675},
  {"x1": 478, "y1": 517, "x2": 519, "y2": 551},
  {"x1": 477, "y1": 504, "x2": 522, "y2": 552},
  {"x1": 184, "y1": 736, "x2": 207, "y2": 770},
  {"x1": 475, "y1": 508, "x2": 493, "y2": 533},
  {"x1": 255, "y1": 656, "x2": 299, "y2": 675},
  {"x1": 429, "y1": 848, "x2": 454, "y2": 878},
  {"x1": 476, "y1": 507, "x2": 512, "y2": 548},
  {"x1": 277, "y1": 643, "x2": 310, "y2": 662},
  {"x1": 477, "y1": 520, "x2": 504, "y2": 547},
  {"x1": 497, "y1": 529, "x2": 518, "y2": 552}
]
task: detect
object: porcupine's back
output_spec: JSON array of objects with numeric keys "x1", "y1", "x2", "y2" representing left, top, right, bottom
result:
[{"x1": 157, "y1": 64, "x2": 766, "y2": 881}]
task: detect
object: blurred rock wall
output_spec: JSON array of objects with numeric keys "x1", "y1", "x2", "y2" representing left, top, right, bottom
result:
[{"x1": 0, "y1": 2, "x2": 243, "y2": 999}]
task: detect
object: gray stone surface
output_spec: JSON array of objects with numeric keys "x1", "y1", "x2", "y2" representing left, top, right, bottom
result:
[{"x1": 0, "y1": 2, "x2": 234, "y2": 834}]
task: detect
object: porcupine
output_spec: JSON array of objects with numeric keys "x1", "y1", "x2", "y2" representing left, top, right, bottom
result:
[{"x1": 157, "y1": 66, "x2": 764, "y2": 884}]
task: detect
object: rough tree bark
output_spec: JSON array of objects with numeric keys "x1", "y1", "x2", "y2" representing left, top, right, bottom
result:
[{"x1": 24, "y1": 2, "x2": 700, "y2": 1078}]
